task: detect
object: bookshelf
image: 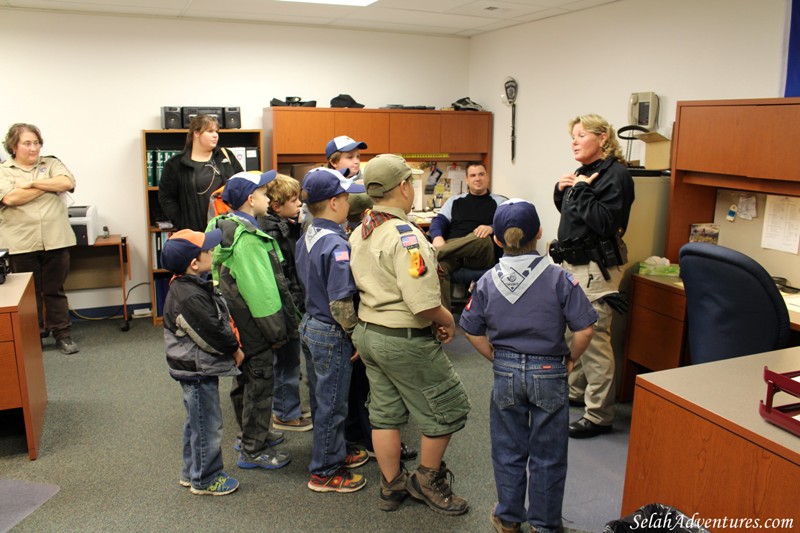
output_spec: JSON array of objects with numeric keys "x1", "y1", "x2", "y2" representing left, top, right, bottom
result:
[{"x1": 141, "y1": 129, "x2": 263, "y2": 325}]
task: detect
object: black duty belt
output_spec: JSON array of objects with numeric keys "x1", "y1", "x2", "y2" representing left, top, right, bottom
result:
[{"x1": 363, "y1": 322, "x2": 432, "y2": 339}]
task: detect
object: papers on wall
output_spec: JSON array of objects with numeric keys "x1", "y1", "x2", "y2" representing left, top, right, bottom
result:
[
  {"x1": 412, "y1": 177, "x2": 424, "y2": 211},
  {"x1": 738, "y1": 194, "x2": 757, "y2": 220},
  {"x1": 447, "y1": 166, "x2": 465, "y2": 195},
  {"x1": 761, "y1": 195, "x2": 800, "y2": 254}
]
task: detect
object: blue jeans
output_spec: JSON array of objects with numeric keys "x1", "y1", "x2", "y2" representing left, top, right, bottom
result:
[
  {"x1": 490, "y1": 351, "x2": 568, "y2": 533},
  {"x1": 273, "y1": 338, "x2": 302, "y2": 421},
  {"x1": 180, "y1": 377, "x2": 225, "y2": 489},
  {"x1": 300, "y1": 314, "x2": 353, "y2": 477}
]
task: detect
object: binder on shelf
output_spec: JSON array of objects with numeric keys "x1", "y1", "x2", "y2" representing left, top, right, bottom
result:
[
  {"x1": 246, "y1": 147, "x2": 260, "y2": 171},
  {"x1": 154, "y1": 276, "x2": 170, "y2": 318},
  {"x1": 228, "y1": 147, "x2": 247, "y2": 170},
  {"x1": 146, "y1": 150, "x2": 155, "y2": 186}
]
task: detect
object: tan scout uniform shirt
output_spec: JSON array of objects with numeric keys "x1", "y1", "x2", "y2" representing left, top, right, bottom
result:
[
  {"x1": 0, "y1": 156, "x2": 76, "y2": 254},
  {"x1": 349, "y1": 205, "x2": 441, "y2": 329}
]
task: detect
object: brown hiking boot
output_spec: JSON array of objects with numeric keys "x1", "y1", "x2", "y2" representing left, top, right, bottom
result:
[
  {"x1": 406, "y1": 461, "x2": 468, "y2": 516},
  {"x1": 378, "y1": 467, "x2": 409, "y2": 512}
]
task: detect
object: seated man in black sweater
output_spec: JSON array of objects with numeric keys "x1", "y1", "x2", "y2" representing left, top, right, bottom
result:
[{"x1": 429, "y1": 162, "x2": 505, "y2": 308}]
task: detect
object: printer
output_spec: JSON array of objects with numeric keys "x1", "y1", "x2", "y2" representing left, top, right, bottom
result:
[{"x1": 68, "y1": 205, "x2": 99, "y2": 246}]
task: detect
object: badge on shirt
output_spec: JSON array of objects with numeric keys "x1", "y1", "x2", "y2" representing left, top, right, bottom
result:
[
  {"x1": 566, "y1": 272, "x2": 579, "y2": 286},
  {"x1": 334, "y1": 250, "x2": 350, "y2": 262},
  {"x1": 465, "y1": 295, "x2": 473, "y2": 311},
  {"x1": 396, "y1": 224, "x2": 427, "y2": 278}
]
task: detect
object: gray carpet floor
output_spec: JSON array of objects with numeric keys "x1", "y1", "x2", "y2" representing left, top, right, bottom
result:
[{"x1": 0, "y1": 318, "x2": 631, "y2": 532}]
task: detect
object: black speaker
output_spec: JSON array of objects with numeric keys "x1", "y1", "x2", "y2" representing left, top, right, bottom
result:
[
  {"x1": 182, "y1": 107, "x2": 223, "y2": 128},
  {"x1": 224, "y1": 107, "x2": 241, "y2": 129},
  {"x1": 161, "y1": 106, "x2": 182, "y2": 129}
]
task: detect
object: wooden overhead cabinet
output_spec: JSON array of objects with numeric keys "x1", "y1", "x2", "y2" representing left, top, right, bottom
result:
[
  {"x1": 264, "y1": 108, "x2": 492, "y2": 170},
  {"x1": 665, "y1": 97, "x2": 800, "y2": 261}
]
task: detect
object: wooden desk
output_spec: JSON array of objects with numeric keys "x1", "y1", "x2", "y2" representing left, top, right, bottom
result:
[
  {"x1": 0, "y1": 273, "x2": 47, "y2": 460},
  {"x1": 65, "y1": 234, "x2": 130, "y2": 328},
  {"x1": 622, "y1": 347, "x2": 800, "y2": 530},
  {"x1": 619, "y1": 274, "x2": 800, "y2": 401}
]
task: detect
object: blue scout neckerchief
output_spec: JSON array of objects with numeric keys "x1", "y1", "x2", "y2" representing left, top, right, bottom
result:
[{"x1": 491, "y1": 254, "x2": 552, "y2": 304}]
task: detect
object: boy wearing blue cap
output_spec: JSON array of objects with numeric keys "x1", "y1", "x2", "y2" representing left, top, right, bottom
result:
[
  {"x1": 459, "y1": 199, "x2": 597, "y2": 533},
  {"x1": 325, "y1": 135, "x2": 367, "y2": 180},
  {"x1": 295, "y1": 167, "x2": 369, "y2": 493},
  {"x1": 162, "y1": 229, "x2": 244, "y2": 496},
  {"x1": 207, "y1": 171, "x2": 298, "y2": 471}
]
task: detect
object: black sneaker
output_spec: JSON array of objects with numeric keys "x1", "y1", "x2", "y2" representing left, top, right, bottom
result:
[{"x1": 56, "y1": 337, "x2": 79, "y2": 354}]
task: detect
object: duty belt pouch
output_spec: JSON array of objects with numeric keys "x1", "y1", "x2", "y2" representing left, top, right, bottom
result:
[{"x1": 548, "y1": 240, "x2": 563, "y2": 263}]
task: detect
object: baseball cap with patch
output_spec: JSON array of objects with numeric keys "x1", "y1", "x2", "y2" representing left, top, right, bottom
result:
[
  {"x1": 362, "y1": 153, "x2": 423, "y2": 198},
  {"x1": 493, "y1": 199, "x2": 541, "y2": 247},
  {"x1": 161, "y1": 228, "x2": 223, "y2": 274},
  {"x1": 222, "y1": 170, "x2": 277, "y2": 209},
  {"x1": 325, "y1": 135, "x2": 368, "y2": 159},
  {"x1": 302, "y1": 167, "x2": 366, "y2": 204}
]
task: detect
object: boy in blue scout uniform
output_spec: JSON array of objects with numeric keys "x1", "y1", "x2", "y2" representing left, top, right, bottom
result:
[
  {"x1": 459, "y1": 199, "x2": 597, "y2": 533},
  {"x1": 295, "y1": 167, "x2": 370, "y2": 493},
  {"x1": 207, "y1": 171, "x2": 295, "y2": 472},
  {"x1": 161, "y1": 228, "x2": 244, "y2": 496},
  {"x1": 349, "y1": 154, "x2": 471, "y2": 516}
]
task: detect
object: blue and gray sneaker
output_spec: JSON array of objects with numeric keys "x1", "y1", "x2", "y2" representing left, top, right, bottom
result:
[
  {"x1": 237, "y1": 448, "x2": 291, "y2": 470},
  {"x1": 233, "y1": 430, "x2": 285, "y2": 451},
  {"x1": 189, "y1": 472, "x2": 239, "y2": 496}
]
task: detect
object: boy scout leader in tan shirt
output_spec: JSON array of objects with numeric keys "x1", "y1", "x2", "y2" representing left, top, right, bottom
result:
[{"x1": 349, "y1": 153, "x2": 470, "y2": 517}]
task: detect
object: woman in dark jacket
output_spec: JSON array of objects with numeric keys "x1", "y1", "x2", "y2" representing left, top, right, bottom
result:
[{"x1": 158, "y1": 115, "x2": 243, "y2": 231}]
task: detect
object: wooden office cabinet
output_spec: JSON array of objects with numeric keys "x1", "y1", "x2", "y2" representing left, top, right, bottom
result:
[
  {"x1": 0, "y1": 273, "x2": 47, "y2": 459},
  {"x1": 666, "y1": 98, "x2": 800, "y2": 261},
  {"x1": 389, "y1": 112, "x2": 441, "y2": 153},
  {"x1": 440, "y1": 112, "x2": 492, "y2": 153},
  {"x1": 272, "y1": 110, "x2": 334, "y2": 154},
  {"x1": 141, "y1": 129, "x2": 263, "y2": 325},
  {"x1": 334, "y1": 111, "x2": 389, "y2": 154},
  {"x1": 619, "y1": 274, "x2": 687, "y2": 402},
  {"x1": 264, "y1": 107, "x2": 492, "y2": 172}
]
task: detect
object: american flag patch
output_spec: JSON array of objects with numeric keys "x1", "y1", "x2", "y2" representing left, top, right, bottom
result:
[
  {"x1": 566, "y1": 272, "x2": 579, "y2": 286},
  {"x1": 400, "y1": 235, "x2": 418, "y2": 248},
  {"x1": 334, "y1": 250, "x2": 350, "y2": 262}
]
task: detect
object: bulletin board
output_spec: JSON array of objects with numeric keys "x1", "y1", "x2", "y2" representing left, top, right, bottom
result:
[{"x1": 714, "y1": 188, "x2": 800, "y2": 284}]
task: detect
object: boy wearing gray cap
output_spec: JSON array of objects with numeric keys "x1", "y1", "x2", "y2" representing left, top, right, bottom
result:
[
  {"x1": 459, "y1": 199, "x2": 597, "y2": 533},
  {"x1": 161, "y1": 229, "x2": 244, "y2": 496},
  {"x1": 349, "y1": 154, "x2": 470, "y2": 516}
]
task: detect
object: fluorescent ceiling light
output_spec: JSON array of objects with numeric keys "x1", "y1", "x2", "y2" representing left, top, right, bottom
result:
[{"x1": 276, "y1": 0, "x2": 377, "y2": 5}]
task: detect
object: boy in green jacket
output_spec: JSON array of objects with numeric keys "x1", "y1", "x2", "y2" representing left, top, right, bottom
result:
[{"x1": 208, "y1": 171, "x2": 299, "y2": 470}]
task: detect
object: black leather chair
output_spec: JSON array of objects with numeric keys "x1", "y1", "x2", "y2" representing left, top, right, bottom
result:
[{"x1": 679, "y1": 242, "x2": 790, "y2": 365}]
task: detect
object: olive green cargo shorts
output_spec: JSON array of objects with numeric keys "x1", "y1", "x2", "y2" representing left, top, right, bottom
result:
[{"x1": 352, "y1": 322, "x2": 470, "y2": 437}]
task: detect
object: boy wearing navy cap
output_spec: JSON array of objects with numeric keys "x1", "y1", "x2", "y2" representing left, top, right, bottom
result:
[
  {"x1": 459, "y1": 199, "x2": 597, "y2": 533},
  {"x1": 325, "y1": 135, "x2": 367, "y2": 180},
  {"x1": 295, "y1": 167, "x2": 370, "y2": 493},
  {"x1": 162, "y1": 229, "x2": 244, "y2": 496},
  {"x1": 207, "y1": 171, "x2": 298, "y2": 472}
]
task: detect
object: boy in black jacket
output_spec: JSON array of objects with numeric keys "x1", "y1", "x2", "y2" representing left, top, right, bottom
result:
[
  {"x1": 257, "y1": 173, "x2": 312, "y2": 432},
  {"x1": 162, "y1": 229, "x2": 244, "y2": 496}
]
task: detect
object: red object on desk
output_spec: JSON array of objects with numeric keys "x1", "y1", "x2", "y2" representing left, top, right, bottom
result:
[{"x1": 760, "y1": 366, "x2": 800, "y2": 437}]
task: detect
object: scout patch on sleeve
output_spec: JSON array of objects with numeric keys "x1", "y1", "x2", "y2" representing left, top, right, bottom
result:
[
  {"x1": 394, "y1": 223, "x2": 427, "y2": 277},
  {"x1": 408, "y1": 247, "x2": 427, "y2": 278},
  {"x1": 566, "y1": 272, "x2": 579, "y2": 286},
  {"x1": 400, "y1": 234, "x2": 419, "y2": 248},
  {"x1": 334, "y1": 250, "x2": 350, "y2": 262}
]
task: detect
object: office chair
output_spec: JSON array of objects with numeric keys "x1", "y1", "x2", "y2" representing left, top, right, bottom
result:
[{"x1": 679, "y1": 242, "x2": 790, "y2": 365}]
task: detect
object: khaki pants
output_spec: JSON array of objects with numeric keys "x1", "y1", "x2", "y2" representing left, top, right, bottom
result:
[
  {"x1": 436, "y1": 234, "x2": 495, "y2": 309},
  {"x1": 563, "y1": 260, "x2": 623, "y2": 426}
]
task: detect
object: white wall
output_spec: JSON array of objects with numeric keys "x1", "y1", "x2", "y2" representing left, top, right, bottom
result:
[
  {"x1": 1, "y1": 1, "x2": 793, "y2": 310},
  {"x1": 468, "y1": 0, "x2": 791, "y2": 247},
  {"x1": 0, "y1": 9, "x2": 470, "y2": 308}
]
